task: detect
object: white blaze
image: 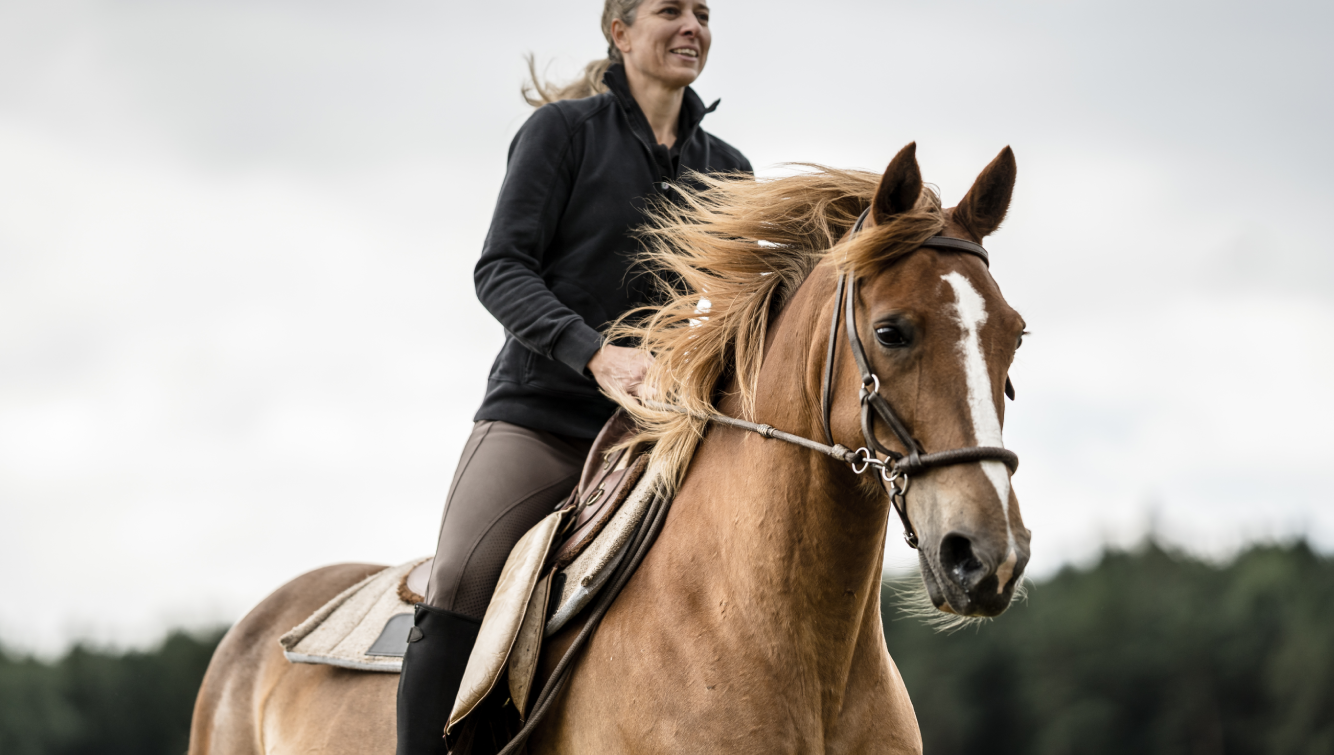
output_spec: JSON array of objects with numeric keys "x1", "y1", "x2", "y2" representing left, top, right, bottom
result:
[{"x1": 941, "y1": 272, "x2": 1014, "y2": 557}]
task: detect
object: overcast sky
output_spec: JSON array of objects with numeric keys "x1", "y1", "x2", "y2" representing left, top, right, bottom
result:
[{"x1": 1, "y1": 0, "x2": 1330, "y2": 655}]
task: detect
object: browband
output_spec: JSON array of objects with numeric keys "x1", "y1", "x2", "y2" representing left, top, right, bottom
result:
[
  {"x1": 849, "y1": 206, "x2": 991, "y2": 267},
  {"x1": 920, "y1": 236, "x2": 989, "y2": 266}
]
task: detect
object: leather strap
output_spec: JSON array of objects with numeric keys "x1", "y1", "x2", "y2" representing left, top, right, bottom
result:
[
  {"x1": 896, "y1": 446, "x2": 1018, "y2": 475},
  {"x1": 844, "y1": 274, "x2": 923, "y2": 466},
  {"x1": 819, "y1": 274, "x2": 846, "y2": 447},
  {"x1": 822, "y1": 206, "x2": 872, "y2": 447},
  {"x1": 920, "y1": 235, "x2": 990, "y2": 265}
]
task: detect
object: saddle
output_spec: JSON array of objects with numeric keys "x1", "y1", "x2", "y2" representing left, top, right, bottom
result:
[{"x1": 551, "y1": 410, "x2": 649, "y2": 571}]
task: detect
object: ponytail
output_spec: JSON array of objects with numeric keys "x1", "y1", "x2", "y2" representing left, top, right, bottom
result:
[{"x1": 522, "y1": 0, "x2": 645, "y2": 107}]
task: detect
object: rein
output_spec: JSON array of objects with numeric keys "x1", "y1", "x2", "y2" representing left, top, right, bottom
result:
[{"x1": 656, "y1": 207, "x2": 1018, "y2": 548}]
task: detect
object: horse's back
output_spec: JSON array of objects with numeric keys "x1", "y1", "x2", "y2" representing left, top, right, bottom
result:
[{"x1": 188, "y1": 562, "x2": 399, "y2": 755}]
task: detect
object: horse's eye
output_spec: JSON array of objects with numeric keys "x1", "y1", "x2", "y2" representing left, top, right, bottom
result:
[
  {"x1": 1017, "y1": 330, "x2": 1029, "y2": 350},
  {"x1": 875, "y1": 326, "x2": 908, "y2": 348}
]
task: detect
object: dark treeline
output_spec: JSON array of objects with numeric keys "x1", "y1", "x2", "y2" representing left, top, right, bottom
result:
[
  {"x1": 0, "y1": 629, "x2": 224, "y2": 755},
  {"x1": 2, "y1": 542, "x2": 1331, "y2": 754},
  {"x1": 883, "y1": 540, "x2": 1334, "y2": 755}
]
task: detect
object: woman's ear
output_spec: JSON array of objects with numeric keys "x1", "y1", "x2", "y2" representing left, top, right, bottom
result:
[{"x1": 611, "y1": 18, "x2": 632, "y2": 55}]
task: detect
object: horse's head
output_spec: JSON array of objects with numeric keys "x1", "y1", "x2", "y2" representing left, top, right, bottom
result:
[{"x1": 833, "y1": 143, "x2": 1029, "y2": 618}]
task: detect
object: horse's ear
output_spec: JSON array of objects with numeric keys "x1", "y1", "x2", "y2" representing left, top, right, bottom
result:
[
  {"x1": 954, "y1": 146, "x2": 1017, "y2": 240},
  {"x1": 871, "y1": 142, "x2": 923, "y2": 224}
]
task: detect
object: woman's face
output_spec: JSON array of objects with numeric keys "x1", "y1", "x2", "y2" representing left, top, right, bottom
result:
[{"x1": 613, "y1": 0, "x2": 711, "y2": 89}]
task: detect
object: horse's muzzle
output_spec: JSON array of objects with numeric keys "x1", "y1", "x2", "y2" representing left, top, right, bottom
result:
[{"x1": 921, "y1": 531, "x2": 1028, "y2": 617}]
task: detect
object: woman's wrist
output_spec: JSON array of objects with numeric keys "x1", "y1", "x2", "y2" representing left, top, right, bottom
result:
[{"x1": 550, "y1": 323, "x2": 604, "y2": 376}]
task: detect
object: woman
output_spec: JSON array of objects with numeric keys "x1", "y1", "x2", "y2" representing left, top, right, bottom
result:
[{"x1": 396, "y1": 1, "x2": 751, "y2": 752}]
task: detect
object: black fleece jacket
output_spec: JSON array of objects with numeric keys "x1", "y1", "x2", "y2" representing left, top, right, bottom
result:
[{"x1": 472, "y1": 65, "x2": 751, "y2": 438}]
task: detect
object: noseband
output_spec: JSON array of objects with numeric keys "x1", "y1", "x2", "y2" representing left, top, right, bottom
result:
[
  {"x1": 646, "y1": 207, "x2": 1019, "y2": 549},
  {"x1": 819, "y1": 207, "x2": 1018, "y2": 547}
]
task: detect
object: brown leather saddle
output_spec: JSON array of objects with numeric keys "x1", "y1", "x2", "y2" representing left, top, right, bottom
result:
[{"x1": 548, "y1": 409, "x2": 649, "y2": 571}]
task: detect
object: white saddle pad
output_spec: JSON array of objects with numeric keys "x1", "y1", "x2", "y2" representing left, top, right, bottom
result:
[{"x1": 279, "y1": 557, "x2": 429, "y2": 672}]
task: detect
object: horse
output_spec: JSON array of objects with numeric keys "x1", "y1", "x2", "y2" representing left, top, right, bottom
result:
[{"x1": 188, "y1": 142, "x2": 1031, "y2": 754}]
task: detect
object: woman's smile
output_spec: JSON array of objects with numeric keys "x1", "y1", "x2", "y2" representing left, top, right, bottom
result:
[{"x1": 618, "y1": 0, "x2": 711, "y2": 88}]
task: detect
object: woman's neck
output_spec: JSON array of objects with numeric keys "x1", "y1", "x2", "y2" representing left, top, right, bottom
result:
[{"x1": 623, "y1": 63, "x2": 685, "y2": 148}]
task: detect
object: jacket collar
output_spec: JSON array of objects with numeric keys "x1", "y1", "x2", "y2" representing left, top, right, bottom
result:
[{"x1": 603, "y1": 63, "x2": 719, "y2": 147}]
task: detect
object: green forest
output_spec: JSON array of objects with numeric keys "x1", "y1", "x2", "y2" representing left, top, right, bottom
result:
[
  {"x1": 2, "y1": 540, "x2": 1331, "y2": 755},
  {"x1": 0, "y1": 629, "x2": 222, "y2": 755},
  {"x1": 884, "y1": 540, "x2": 1334, "y2": 755}
]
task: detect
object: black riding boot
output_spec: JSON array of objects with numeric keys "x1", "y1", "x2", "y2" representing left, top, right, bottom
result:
[{"x1": 396, "y1": 604, "x2": 482, "y2": 755}]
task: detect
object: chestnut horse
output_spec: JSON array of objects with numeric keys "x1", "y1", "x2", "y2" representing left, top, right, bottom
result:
[{"x1": 188, "y1": 143, "x2": 1031, "y2": 754}]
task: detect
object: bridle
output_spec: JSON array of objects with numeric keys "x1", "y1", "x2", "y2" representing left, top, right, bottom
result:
[
  {"x1": 818, "y1": 207, "x2": 1018, "y2": 547},
  {"x1": 648, "y1": 206, "x2": 1018, "y2": 549}
]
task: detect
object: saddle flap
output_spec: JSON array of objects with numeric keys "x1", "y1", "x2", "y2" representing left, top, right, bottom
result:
[
  {"x1": 507, "y1": 570, "x2": 552, "y2": 720},
  {"x1": 448, "y1": 508, "x2": 568, "y2": 733}
]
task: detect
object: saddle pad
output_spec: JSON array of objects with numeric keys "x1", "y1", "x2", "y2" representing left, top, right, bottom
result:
[{"x1": 279, "y1": 557, "x2": 428, "y2": 672}]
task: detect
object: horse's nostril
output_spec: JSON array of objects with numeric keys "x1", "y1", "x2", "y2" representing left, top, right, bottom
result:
[{"x1": 939, "y1": 533, "x2": 988, "y2": 590}]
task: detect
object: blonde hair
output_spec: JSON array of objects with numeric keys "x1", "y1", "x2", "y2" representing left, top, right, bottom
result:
[
  {"x1": 606, "y1": 167, "x2": 946, "y2": 490},
  {"x1": 523, "y1": 0, "x2": 646, "y2": 106}
]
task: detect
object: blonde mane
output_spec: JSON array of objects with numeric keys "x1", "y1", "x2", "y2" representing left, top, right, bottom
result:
[{"x1": 608, "y1": 166, "x2": 947, "y2": 490}]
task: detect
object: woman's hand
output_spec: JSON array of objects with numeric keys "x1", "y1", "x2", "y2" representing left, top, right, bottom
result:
[{"x1": 587, "y1": 344, "x2": 654, "y2": 400}]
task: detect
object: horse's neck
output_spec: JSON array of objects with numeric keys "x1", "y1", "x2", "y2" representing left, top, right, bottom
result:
[{"x1": 679, "y1": 266, "x2": 892, "y2": 674}]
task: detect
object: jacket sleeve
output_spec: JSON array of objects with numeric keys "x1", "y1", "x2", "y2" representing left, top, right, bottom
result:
[{"x1": 473, "y1": 105, "x2": 604, "y2": 375}]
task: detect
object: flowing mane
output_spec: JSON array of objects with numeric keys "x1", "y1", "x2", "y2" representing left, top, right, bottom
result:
[{"x1": 609, "y1": 166, "x2": 948, "y2": 489}]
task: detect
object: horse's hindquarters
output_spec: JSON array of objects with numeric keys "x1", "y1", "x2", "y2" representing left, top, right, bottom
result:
[{"x1": 188, "y1": 563, "x2": 398, "y2": 755}]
